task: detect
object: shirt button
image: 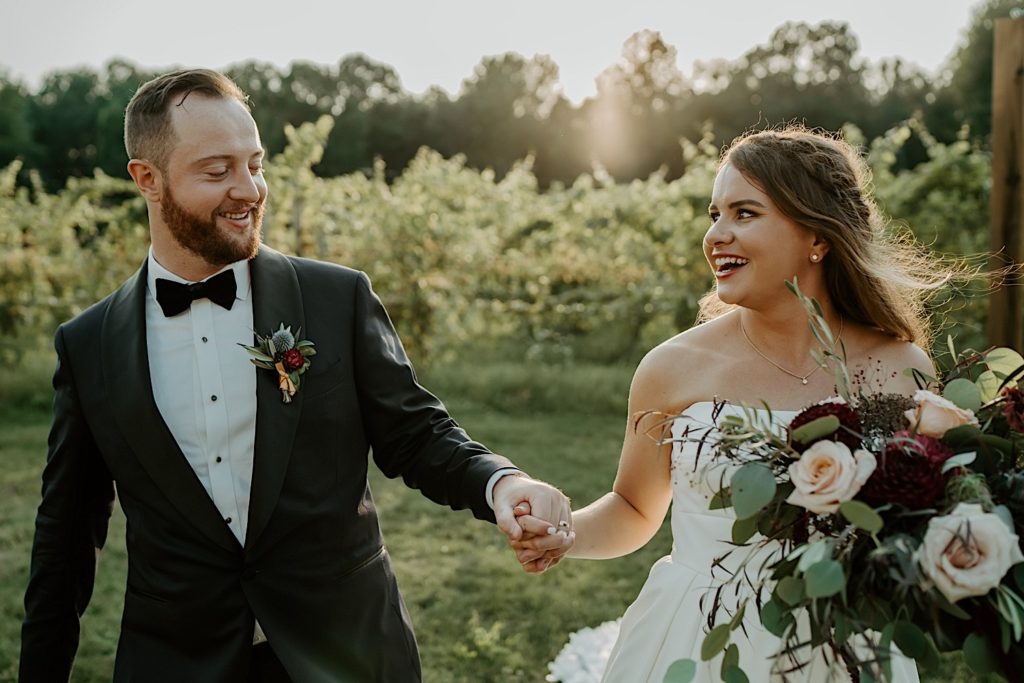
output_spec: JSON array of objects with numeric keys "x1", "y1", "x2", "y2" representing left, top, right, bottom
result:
[
  {"x1": 211, "y1": 395, "x2": 218, "y2": 402},
  {"x1": 224, "y1": 517, "x2": 232, "y2": 524},
  {"x1": 201, "y1": 336, "x2": 208, "y2": 343},
  {"x1": 215, "y1": 456, "x2": 223, "y2": 463}
]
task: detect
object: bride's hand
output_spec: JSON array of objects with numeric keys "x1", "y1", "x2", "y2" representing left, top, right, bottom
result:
[{"x1": 509, "y1": 504, "x2": 575, "y2": 573}]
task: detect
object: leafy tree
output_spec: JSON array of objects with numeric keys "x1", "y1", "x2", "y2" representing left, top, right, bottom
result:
[
  {"x1": 29, "y1": 68, "x2": 104, "y2": 189},
  {"x1": 0, "y1": 72, "x2": 40, "y2": 172},
  {"x1": 687, "y1": 21, "x2": 873, "y2": 145},
  {"x1": 925, "y1": 0, "x2": 1024, "y2": 143},
  {"x1": 585, "y1": 30, "x2": 691, "y2": 181}
]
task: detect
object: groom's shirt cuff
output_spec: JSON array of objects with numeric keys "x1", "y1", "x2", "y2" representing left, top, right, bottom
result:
[{"x1": 485, "y1": 468, "x2": 524, "y2": 510}]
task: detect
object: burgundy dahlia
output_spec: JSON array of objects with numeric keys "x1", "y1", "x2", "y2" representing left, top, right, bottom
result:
[
  {"x1": 281, "y1": 348, "x2": 305, "y2": 372},
  {"x1": 1003, "y1": 387, "x2": 1024, "y2": 433},
  {"x1": 858, "y1": 431, "x2": 954, "y2": 509},
  {"x1": 788, "y1": 401, "x2": 862, "y2": 452}
]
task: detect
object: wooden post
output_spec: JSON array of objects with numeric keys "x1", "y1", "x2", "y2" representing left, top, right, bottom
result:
[{"x1": 988, "y1": 17, "x2": 1024, "y2": 350}]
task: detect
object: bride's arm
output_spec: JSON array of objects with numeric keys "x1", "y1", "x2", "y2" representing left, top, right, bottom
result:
[{"x1": 568, "y1": 346, "x2": 678, "y2": 559}]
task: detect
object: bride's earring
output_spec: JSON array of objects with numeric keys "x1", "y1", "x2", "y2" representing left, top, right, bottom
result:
[{"x1": 810, "y1": 253, "x2": 820, "y2": 262}]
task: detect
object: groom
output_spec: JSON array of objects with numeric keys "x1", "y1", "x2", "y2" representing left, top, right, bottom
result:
[{"x1": 19, "y1": 69, "x2": 572, "y2": 683}]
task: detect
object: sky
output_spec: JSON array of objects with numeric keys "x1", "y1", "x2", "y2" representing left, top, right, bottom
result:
[{"x1": 0, "y1": 0, "x2": 984, "y2": 103}]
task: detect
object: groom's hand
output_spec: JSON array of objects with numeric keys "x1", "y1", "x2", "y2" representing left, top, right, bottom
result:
[
  {"x1": 491, "y1": 475, "x2": 573, "y2": 544},
  {"x1": 510, "y1": 505, "x2": 574, "y2": 573}
]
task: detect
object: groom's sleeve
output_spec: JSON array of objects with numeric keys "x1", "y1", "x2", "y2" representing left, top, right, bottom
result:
[
  {"x1": 352, "y1": 272, "x2": 516, "y2": 522},
  {"x1": 20, "y1": 325, "x2": 115, "y2": 682}
]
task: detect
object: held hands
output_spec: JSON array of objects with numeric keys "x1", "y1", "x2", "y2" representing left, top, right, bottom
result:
[{"x1": 492, "y1": 474, "x2": 574, "y2": 574}]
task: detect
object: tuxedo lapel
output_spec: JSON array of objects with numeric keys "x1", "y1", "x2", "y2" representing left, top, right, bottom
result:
[
  {"x1": 102, "y1": 260, "x2": 241, "y2": 553},
  {"x1": 245, "y1": 247, "x2": 304, "y2": 550}
]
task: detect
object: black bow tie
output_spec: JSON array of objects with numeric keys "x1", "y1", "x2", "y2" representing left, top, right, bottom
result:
[{"x1": 155, "y1": 269, "x2": 237, "y2": 317}]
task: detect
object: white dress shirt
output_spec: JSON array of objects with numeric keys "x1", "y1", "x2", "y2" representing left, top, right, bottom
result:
[{"x1": 145, "y1": 250, "x2": 268, "y2": 643}]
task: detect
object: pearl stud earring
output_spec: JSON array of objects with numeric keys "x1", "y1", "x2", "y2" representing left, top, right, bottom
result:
[{"x1": 810, "y1": 254, "x2": 820, "y2": 262}]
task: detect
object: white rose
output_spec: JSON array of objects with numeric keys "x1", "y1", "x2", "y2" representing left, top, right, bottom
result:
[
  {"x1": 786, "y1": 440, "x2": 877, "y2": 514},
  {"x1": 916, "y1": 503, "x2": 1024, "y2": 603},
  {"x1": 905, "y1": 389, "x2": 979, "y2": 438}
]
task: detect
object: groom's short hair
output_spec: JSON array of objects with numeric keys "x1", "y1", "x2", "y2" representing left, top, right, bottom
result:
[{"x1": 124, "y1": 69, "x2": 250, "y2": 171}]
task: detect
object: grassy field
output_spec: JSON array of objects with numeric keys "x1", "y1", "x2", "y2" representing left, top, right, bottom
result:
[{"x1": 0, "y1": 359, "x2": 987, "y2": 682}]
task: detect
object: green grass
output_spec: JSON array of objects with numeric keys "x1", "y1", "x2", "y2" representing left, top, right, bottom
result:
[{"x1": 0, "y1": 361, "x2": 989, "y2": 682}]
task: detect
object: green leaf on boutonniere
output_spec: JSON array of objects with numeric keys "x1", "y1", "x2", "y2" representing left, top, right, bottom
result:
[{"x1": 239, "y1": 323, "x2": 317, "y2": 403}]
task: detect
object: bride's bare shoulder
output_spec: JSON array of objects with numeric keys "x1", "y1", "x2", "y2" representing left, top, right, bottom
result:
[{"x1": 631, "y1": 316, "x2": 736, "y2": 409}]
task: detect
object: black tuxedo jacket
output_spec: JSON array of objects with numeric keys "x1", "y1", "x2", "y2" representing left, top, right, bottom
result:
[{"x1": 20, "y1": 246, "x2": 514, "y2": 682}]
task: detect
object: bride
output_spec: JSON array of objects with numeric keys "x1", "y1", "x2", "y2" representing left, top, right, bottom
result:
[{"x1": 514, "y1": 126, "x2": 955, "y2": 681}]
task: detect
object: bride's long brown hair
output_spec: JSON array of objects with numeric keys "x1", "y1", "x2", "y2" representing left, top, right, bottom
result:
[{"x1": 698, "y1": 125, "x2": 959, "y2": 347}]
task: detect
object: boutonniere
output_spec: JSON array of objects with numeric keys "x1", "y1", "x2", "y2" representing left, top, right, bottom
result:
[{"x1": 240, "y1": 323, "x2": 316, "y2": 403}]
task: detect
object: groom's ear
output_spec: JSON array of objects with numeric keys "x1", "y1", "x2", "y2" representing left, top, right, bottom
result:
[{"x1": 127, "y1": 159, "x2": 163, "y2": 202}]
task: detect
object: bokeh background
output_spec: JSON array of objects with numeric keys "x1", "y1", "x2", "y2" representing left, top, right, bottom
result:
[{"x1": 0, "y1": 0, "x2": 1020, "y2": 680}]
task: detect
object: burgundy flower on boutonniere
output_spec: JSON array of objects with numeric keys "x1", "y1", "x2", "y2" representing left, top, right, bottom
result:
[{"x1": 239, "y1": 323, "x2": 316, "y2": 403}]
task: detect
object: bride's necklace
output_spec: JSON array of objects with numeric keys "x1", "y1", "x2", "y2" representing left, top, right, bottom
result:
[{"x1": 739, "y1": 316, "x2": 845, "y2": 385}]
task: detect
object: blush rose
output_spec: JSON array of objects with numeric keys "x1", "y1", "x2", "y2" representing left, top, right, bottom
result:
[
  {"x1": 904, "y1": 390, "x2": 979, "y2": 438},
  {"x1": 916, "y1": 503, "x2": 1024, "y2": 603},
  {"x1": 786, "y1": 440, "x2": 877, "y2": 514}
]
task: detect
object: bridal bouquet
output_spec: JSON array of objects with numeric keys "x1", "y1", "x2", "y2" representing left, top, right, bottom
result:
[{"x1": 671, "y1": 284, "x2": 1024, "y2": 683}]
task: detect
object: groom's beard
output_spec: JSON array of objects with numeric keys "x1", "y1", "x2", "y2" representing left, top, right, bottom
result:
[{"x1": 161, "y1": 186, "x2": 264, "y2": 266}]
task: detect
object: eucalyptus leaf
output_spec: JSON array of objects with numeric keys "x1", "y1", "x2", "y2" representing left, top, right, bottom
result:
[
  {"x1": 759, "y1": 599, "x2": 789, "y2": 637},
  {"x1": 804, "y1": 559, "x2": 845, "y2": 599},
  {"x1": 977, "y1": 370, "x2": 1001, "y2": 404},
  {"x1": 730, "y1": 463, "x2": 776, "y2": 520},
  {"x1": 962, "y1": 633, "x2": 996, "y2": 675},
  {"x1": 942, "y1": 378, "x2": 982, "y2": 412},
  {"x1": 663, "y1": 660, "x2": 697, "y2": 683},
  {"x1": 709, "y1": 487, "x2": 732, "y2": 511},
  {"x1": 722, "y1": 666, "x2": 749, "y2": 683},
  {"x1": 797, "y1": 540, "x2": 831, "y2": 572},
  {"x1": 986, "y1": 348, "x2": 1024, "y2": 382},
  {"x1": 839, "y1": 500, "x2": 884, "y2": 534},
  {"x1": 892, "y1": 621, "x2": 929, "y2": 659},
  {"x1": 721, "y1": 644, "x2": 739, "y2": 675},
  {"x1": 790, "y1": 415, "x2": 840, "y2": 444},
  {"x1": 700, "y1": 624, "x2": 731, "y2": 661},
  {"x1": 776, "y1": 577, "x2": 805, "y2": 606},
  {"x1": 731, "y1": 516, "x2": 759, "y2": 545}
]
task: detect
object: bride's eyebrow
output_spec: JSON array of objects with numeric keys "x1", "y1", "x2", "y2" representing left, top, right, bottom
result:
[
  {"x1": 728, "y1": 199, "x2": 767, "y2": 209},
  {"x1": 708, "y1": 199, "x2": 767, "y2": 212}
]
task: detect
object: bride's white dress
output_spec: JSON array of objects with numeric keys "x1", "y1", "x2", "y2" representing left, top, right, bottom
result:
[{"x1": 599, "y1": 402, "x2": 920, "y2": 683}]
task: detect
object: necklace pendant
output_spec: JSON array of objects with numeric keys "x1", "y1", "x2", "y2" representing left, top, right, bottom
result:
[{"x1": 801, "y1": 378, "x2": 808, "y2": 385}]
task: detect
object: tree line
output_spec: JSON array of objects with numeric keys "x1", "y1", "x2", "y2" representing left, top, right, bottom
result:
[{"x1": 0, "y1": 0, "x2": 1016, "y2": 192}]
